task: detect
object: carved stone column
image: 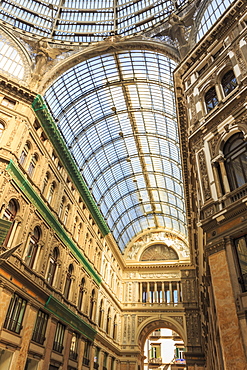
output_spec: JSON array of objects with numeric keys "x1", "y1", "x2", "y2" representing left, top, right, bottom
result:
[
  {"x1": 212, "y1": 161, "x2": 223, "y2": 197},
  {"x1": 218, "y1": 156, "x2": 230, "y2": 194}
]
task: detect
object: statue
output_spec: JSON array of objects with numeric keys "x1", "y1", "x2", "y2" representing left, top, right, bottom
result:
[{"x1": 18, "y1": 35, "x2": 72, "y2": 87}]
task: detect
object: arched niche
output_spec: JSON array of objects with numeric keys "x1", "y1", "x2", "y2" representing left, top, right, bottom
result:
[{"x1": 140, "y1": 243, "x2": 179, "y2": 261}]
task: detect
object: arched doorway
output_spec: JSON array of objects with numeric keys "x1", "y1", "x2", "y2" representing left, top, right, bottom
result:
[{"x1": 137, "y1": 319, "x2": 186, "y2": 370}]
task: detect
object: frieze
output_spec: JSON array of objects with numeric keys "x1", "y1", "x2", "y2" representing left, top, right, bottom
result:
[
  {"x1": 6, "y1": 117, "x2": 22, "y2": 148},
  {"x1": 16, "y1": 125, "x2": 28, "y2": 154},
  {"x1": 137, "y1": 316, "x2": 148, "y2": 326},
  {"x1": 127, "y1": 231, "x2": 189, "y2": 260},
  {"x1": 203, "y1": 205, "x2": 215, "y2": 219},
  {"x1": 193, "y1": 137, "x2": 203, "y2": 153},
  {"x1": 188, "y1": 94, "x2": 197, "y2": 125},
  {"x1": 234, "y1": 44, "x2": 247, "y2": 77},
  {"x1": 209, "y1": 134, "x2": 219, "y2": 158},
  {"x1": 205, "y1": 240, "x2": 225, "y2": 257},
  {"x1": 173, "y1": 316, "x2": 184, "y2": 328},
  {"x1": 198, "y1": 150, "x2": 211, "y2": 202},
  {"x1": 140, "y1": 272, "x2": 180, "y2": 279},
  {"x1": 186, "y1": 310, "x2": 200, "y2": 345}
]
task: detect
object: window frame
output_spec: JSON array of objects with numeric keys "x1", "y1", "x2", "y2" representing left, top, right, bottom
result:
[
  {"x1": 53, "y1": 322, "x2": 65, "y2": 353},
  {"x1": 221, "y1": 69, "x2": 237, "y2": 97},
  {"x1": 234, "y1": 235, "x2": 247, "y2": 292},
  {"x1": 204, "y1": 86, "x2": 219, "y2": 113},
  {"x1": 32, "y1": 310, "x2": 49, "y2": 345},
  {"x1": 3, "y1": 293, "x2": 27, "y2": 334}
]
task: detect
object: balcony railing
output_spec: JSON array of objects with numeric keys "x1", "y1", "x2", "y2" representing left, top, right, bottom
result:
[
  {"x1": 83, "y1": 357, "x2": 90, "y2": 366},
  {"x1": 69, "y1": 350, "x2": 78, "y2": 360},
  {"x1": 150, "y1": 331, "x2": 161, "y2": 337},
  {"x1": 229, "y1": 184, "x2": 247, "y2": 204},
  {"x1": 201, "y1": 183, "x2": 247, "y2": 220},
  {"x1": 149, "y1": 357, "x2": 162, "y2": 364},
  {"x1": 32, "y1": 330, "x2": 46, "y2": 345},
  {"x1": 53, "y1": 341, "x2": 63, "y2": 353}
]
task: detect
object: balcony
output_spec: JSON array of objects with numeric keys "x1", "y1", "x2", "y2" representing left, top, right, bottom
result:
[
  {"x1": 149, "y1": 331, "x2": 161, "y2": 338},
  {"x1": 83, "y1": 357, "x2": 90, "y2": 366},
  {"x1": 149, "y1": 357, "x2": 162, "y2": 365},
  {"x1": 201, "y1": 183, "x2": 247, "y2": 221},
  {"x1": 69, "y1": 350, "x2": 78, "y2": 361}
]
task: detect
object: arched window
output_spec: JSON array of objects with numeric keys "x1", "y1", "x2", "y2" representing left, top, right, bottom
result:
[
  {"x1": 2, "y1": 199, "x2": 18, "y2": 246},
  {"x1": 223, "y1": 132, "x2": 247, "y2": 190},
  {"x1": 64, "y1": 264, "x2": 73, "y2": 299},
  {"x1": 58, "y1": 196, "x2": 65, "y2": 218},
  {"x1": 89, "y1": 289, "x2": 95, "y2": 321},
  {"x1": 47, "y1": 247, "x2": 59, "y2": 286},
  {"x1": 205, "y1": 86, "x2": 218, "y2": 113},
  {"x1": 64, "y1": 204, "x2": 70, "y2": 225},
  {"x1": 78, "y1": 277, "x2": 85, "y2": 311},
  {"x1": 221, "y1": 70, "x2": 237, "y2": 97},
  {"x1": 25, "y1": 226, "x2": 41, "y2": 269},
  {"x1": 73, "y1": 216, "x2": 78, "y2": 237},
  {"x1": 47, "y1": 181, "x2": 56, "y2": 204},
  {"x1": 112, "y1": 314, "x2": 117, "y2": 340},
  {"x1": 27, "y1": 153, "x2": 38, "y2": 178},
  {"x1": 76, "y1": 222, "x2": 82, "y2": 243},
  {"x1": 0, "y1": 121, "x2": 5, "y2": 138},
  {"x1": 106, "y1": 307, "x2": 111, "y2": 335},
  {"x1": 19, "y1": 142, "x2": 30, "y2": 166},
  {"x1": 98, "y1": 299, "x2": 104, "y2": 328},
  {"x1": 42, "y1": 172, "x2": 50, "y2": 195}
]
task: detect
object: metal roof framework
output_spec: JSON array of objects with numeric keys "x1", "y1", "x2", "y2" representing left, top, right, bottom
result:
[
  {"x1": 45, "y1": 50, "x2": 187, "y2": 250},
  {"x1": 0, "y1": 0, "x2": 191, "y2": 43}
]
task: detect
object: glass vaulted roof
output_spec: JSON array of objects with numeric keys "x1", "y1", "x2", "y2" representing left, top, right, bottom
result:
[
  {"x1": 45, "y1": 50, "x2": 187, "y2": 250},
  {"x1": 0, "y1": 0, "x2": 191, "y2": 43}
]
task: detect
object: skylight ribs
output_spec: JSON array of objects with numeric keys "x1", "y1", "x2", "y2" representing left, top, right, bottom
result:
[
  {"x1": 45, "y1": 50, "x2": 187, "y2": 250},
  {"x1": 114, "y1": 53, "x2": 159, "y2": 229},
  {"x1": 0, "y1": 0, "x2": 190, "y2": 41}
]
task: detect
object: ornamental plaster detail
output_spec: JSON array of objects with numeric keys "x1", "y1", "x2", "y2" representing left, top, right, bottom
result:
[{"x1": 126, "y1": 231, "x2": 189, "y2": 260}]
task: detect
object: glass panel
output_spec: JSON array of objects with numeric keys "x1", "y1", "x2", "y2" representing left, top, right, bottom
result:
[
  {"x1": 197, "y1": 0, "x2": 234, "y2": 41},
  {"x1": 45, "y1": 50, "x2": 187, "y2": 249},
  {"x1": 0, "y1": 1, "x2": 190, "y2": 42},
  {"x1": 0, "y1": 34, "x2": 25, "y2": 79}
]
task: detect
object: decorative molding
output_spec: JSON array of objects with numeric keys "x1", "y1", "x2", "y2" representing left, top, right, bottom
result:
[
  {"x1": 6, "y1": 159, "x2": 101, "y2": 285},
  {"x1": 198, "y1": 149, "x2": 211, "y2": 202},
  {"x1": 32, "y1": 94, "x2": 110, "y2": 238},
  {"x1": 45, "y1": 295, "x2": 96, "y2": 341},
  {"x1": 205, "y1": 240, "x2": 225, "y2": 257},
  {"x1": 126, "y1": 231, "x2": 189, "y2": 260}
]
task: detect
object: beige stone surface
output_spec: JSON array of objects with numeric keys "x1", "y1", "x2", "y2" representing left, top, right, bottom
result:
[{"x1": 209, "y1": 250, "x2": 247, "y2": 370}]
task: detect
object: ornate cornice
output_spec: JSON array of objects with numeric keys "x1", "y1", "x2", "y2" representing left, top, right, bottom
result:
[
  {"x1": 0, "y1": 76, "x2": 35, "y2": 103},
  {"x1": 32, "y1": 94, "x2": 110, "y2": 239},
  {"x1": 6, "y1": 159, "x2": 102, "y2": 285}
]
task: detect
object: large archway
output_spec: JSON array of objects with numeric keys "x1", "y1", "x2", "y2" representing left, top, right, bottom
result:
[{"x1": 137, "y1": 318, "x2": 186, "y2": 370}]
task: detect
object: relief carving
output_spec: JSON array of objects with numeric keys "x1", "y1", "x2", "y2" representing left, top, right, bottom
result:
[
  {"x1": 189, "y1": 94, "x2": 197, "y2": 124},
  {"x1": 173, "y1": 316, "x2": 184, "y2": 328},
  {"x1": 209, "y1": 135, "x2": 219, "y2": 158},
  {"x1": 198, "y1": 150, "x2": 211, "y2": 201},
  {"x1": 234, "y1": 45, "x2": 247, "y2": 77},
  {"x1": 127, "y1": 231, "x2": 189, "y2": 260}
]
